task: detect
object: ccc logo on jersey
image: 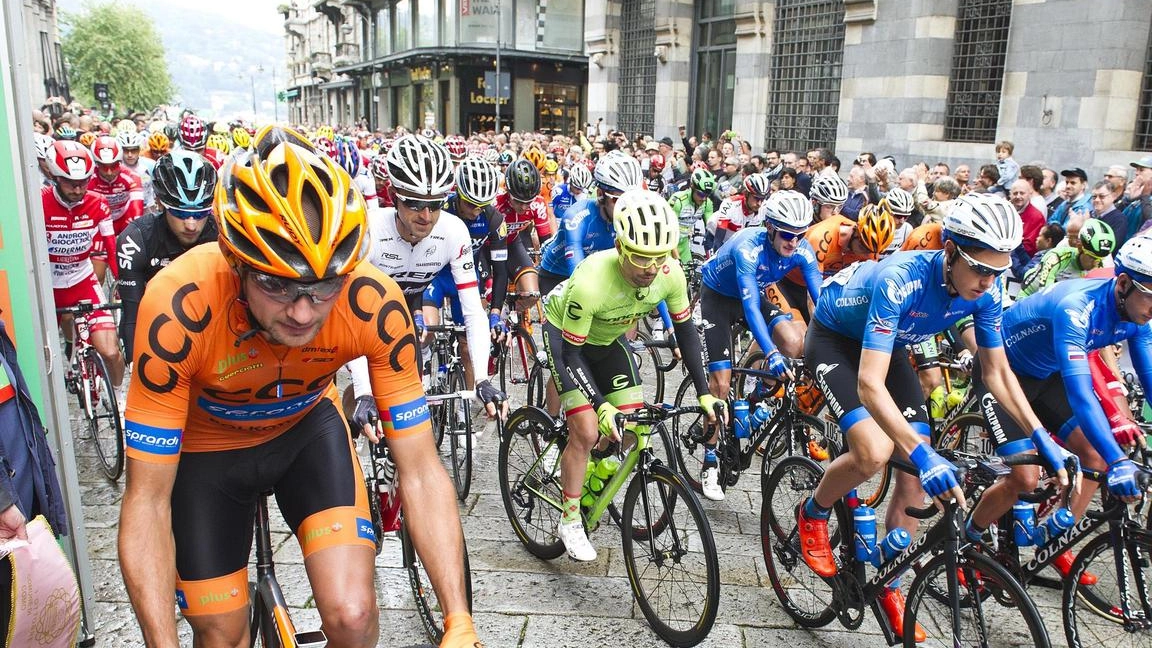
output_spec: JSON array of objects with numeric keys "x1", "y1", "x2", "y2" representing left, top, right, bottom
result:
[
  {"x1": 349, "y1": 276, "x2": 417, "y2": 373},
  {"x1": 138, "y1": 283, "x2": 211, "y2": 392}
]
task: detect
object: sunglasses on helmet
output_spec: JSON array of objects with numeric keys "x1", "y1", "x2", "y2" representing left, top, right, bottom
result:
[{"x1": 247, "y1": 270, "x2": 347, "y2": 304}]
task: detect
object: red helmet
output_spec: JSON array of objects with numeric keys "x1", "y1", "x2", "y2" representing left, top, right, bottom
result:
[
  {"x1": 370, "y1": 154, "x2": 389, "y2": 181},
  {"x1": 179, "y1": 115, "x2": 206, "y2": 149},
  {"x1": 648, "y1": 153, "x2": 666, "y2": 173},
  {"x1": 314, "y1": 137, "x2": 337, "y2": 159},
  {"x1": 91, "y1": 136, "x2": 122, "y2": 165},
  {"x1": 444, "y1": 135, "x2": 467, "y2": 159},
  {"x1": 47, "y1": 140, "x2": 96, "y2": 180}
]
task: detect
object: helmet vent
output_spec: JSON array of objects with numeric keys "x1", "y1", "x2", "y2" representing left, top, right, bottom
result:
[
  {"x1": 329, "y1": 224, "x2": 363, "y2": 276},
  {"x1": 224, "y1": 220, "x2": 270, "y2": 267},
  {"x1": 300, "y1": 181, "x2": 324, "y2": 245},
  {"x1": 238, "y1": 182, "x2": 272, "y2": 215}
]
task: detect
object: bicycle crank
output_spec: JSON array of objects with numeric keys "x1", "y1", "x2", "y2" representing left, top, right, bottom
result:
[{"x1": 830, "y1": 572, "x2": 865, "y2": 630}]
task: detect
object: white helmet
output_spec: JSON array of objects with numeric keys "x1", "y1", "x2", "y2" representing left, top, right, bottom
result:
[
  {"x1": 385, "y1": 134, "x2": 454, "y2": 197},
  {"x1": 482, "y1": 148, "x2": 500, "y2": 164},
  {"x1": 765, "y1": 190, "x2": 813, "y2": 232},
  {"x1": 612, "y1": 189, "x2": 678, "y2": 255},
  {"x1": 1114, "y1": 234, "x2": 1152, "y2": 283},
  {"x1": 943, "y1": 193, "x2": 1022, "y2": 253},
  {"x1": 567, "y1": 164, "x2": 594, "y2": 193},
  {"x1": 34, "y1": 133, "x2": 55, "y2": 160},
  {"x1": 810, "y1": 174, "x2": 848, "y2": 206},
  {"x1": 743, "y1": 173, "x2": 771, "y2": 198},
  {"x1": 881, "y1": 188, "x2": 916, "y2": 216},
  {"x1": 116, "y1": 130, "x2": 146, "y2": 150},
  {"x1": 594, "y1": 151, "x2": 643, "y2": 195},
  {"x1": 454, "y1": 155, "x2": 500, "y2": 206}
]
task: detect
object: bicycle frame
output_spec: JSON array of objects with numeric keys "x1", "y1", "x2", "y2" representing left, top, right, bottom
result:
[{"x1": 250, "y1": 494, "x2": 327, "y2": 648}]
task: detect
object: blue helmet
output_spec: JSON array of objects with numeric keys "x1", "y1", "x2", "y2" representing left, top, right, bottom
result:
[
  {"x1": 335, "y1": 138, "x2": 361, "y2": 177},
  {"x1": 153, "y1": 150, "x2": 216, "y2": 211}
]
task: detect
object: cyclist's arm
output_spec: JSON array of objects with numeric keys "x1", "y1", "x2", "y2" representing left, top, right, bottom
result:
[
  {"x1": 562, "y1": 203, "x2": 592, "y2": 275},
  {"x1": 119, "y1": 460, "x2": 180, "y2": 648},
  {"x1": 448, "y1": 230, "x2": 491, "y2": 381},
  {"x1": 1021, "y1": 249, "x2": 1063, "y2": 296},
  {"x1": 124, "y1": 174, "x2": 144, "y2": 222},
  {"x1": 115, "y1": 224, "x2": 148, "y2": 358},
  {"x1": 95, "y1": 199, "x2": 118, "y2": 279},
  {"x1": 735, "y1": 260, "x2": 782, "y2": 356},
  {"x1": 797, "y1": 243, "x2": 823, "y2": 304},
  {"x1": 1130, "y1": 325, "x2": 1152, "y2": 404},
  {"x1": 488, "y1": 215, "x2": 510, "y2": 314},
  {"x1": 1054, "y1": 317, "x2": 1127, "y2": 465}
]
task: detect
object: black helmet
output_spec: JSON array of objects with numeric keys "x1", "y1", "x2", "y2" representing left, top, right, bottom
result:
[
  {"x1": 505, "y1": 158, "x2": 541, "y2": 202},
  {"x1": 153, "y1": 150, "x2": 217, "y2": 211}
]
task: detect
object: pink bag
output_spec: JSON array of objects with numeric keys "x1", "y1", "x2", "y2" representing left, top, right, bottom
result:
[{"x1": 0, "y1": 516, "x2": 80, "y2": 648}]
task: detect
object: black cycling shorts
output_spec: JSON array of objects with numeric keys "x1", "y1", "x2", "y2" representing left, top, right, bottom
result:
[
  {"x1": 776, "y1": 279, "x2": 812, "y2": 324},
  {"x1": 541, "y1": 321, "x2": 643, "y2": 415},
  {"x1": 970, "y1": 357, "x2": 1071, "y2": 451},
  {"x1": 507, "y1": 237, "x2": 537, "y2": 283},
  {"x1": 804, "y1": 320, "x2": 930, "y2": 436},
  {"x1": 170, "y1": 399, "x2": 372, "y2": 616},
  {"x1": 700, "y1": 285, "x2": 787, "y2": 371},
  {"x1": 538, "y1": 268, "x2": 566, "y2": 298}
]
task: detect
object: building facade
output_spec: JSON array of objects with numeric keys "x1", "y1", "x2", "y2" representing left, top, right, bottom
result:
[
  {"x1": 20, "y1": 0, "x2": 68, "y2": 104},
  {"x1": 282, "y1": 0, "x2": 589, "y2": 135},
  {"x1": 586, "y1": 0, "x2": 1152, "y2": 179}
]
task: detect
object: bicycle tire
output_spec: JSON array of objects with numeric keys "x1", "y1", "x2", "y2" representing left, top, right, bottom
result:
[
  {"x1": 621, "y1": 462, "x2": 719, "y2": 647},
  {"x1": 905, "y1": 547, "x2": 1051, "y2": 648},
  {"x1": 1063, "y1": 527, "x2": 1152, "y2": 648},
  {"x1": 498, "y1": 406, "x2": 566, "y2": 559},
  {"x1": 365, "y1": 460, "x2": 385, "y2": 556},
  {"x1": 84, "y1": 350, "x2": 124, "y2": 481},
  {"x1": 525, "y1": 358, "x2": 546, "y2": 410},
  {"x1": 671, "y1": 375, "x2": 707, "y2": 493},
  {"x1": 760, "y1": 456, "x2": 838, "y2": 628},
  {"x1": 400, "y1": 517, "x2": 473, "y2": 645},
  {"x1": 443, "y1": 368, "x2": 472, "y2": 501},
  {"x1": 630, "y1": 333, "x2": 665, "y2": 404},
  {"x1": 498, "y1": 328, "x2": 537, "y2": 408}
]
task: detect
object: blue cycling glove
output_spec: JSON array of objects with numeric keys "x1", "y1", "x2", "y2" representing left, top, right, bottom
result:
[
  {"x1": 412, "y1": 311, "x2": 426, "y2": 336},
  {"x1": 1031, "y1": 428, "x2": 1078, "y2": 479},
  {"x1": 1106, "y1": 459, "x2": 1141, "y2": 498},
  {"x1": 764, "y1": 350, "x2": 789, "y2": 379},
  {"x1": 909, "y1": 442, "x2": 960, "y2": 498},
  {"x1": 488, "y1": 312, "x2": 506, "y2": 334}
]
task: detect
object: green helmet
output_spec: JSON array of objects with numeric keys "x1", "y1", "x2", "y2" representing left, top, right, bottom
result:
[
  {"x1": 690, "y1": 168, "x2": 716, "y2": 193},
  {"x1": 1079, "y1": 218, "x2": 1116, "y2": 259}
]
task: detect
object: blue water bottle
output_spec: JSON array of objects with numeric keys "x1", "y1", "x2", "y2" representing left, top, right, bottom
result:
[
  {"x1": 1012, "y1": 501, "x2": 1036, "y2": 547},
  {"x1": 853, "y1": 505, "x2": 878, "y2": 562},
  {"x1": 1034, "y1": 507, "x2": 1075, "y2": 547},
  {"x1": 732, "y1": 399, "x2": 751, "y2": 439},
  {"x1": 876, "y1": 528, "x2": 911, "y2": 565},
  {"x1": 748, "y1": 401, "x2": 772, "y2": 432}
]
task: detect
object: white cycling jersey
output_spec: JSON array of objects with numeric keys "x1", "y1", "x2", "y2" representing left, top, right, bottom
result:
[
  {"x1": 350, "y1": 206, "x2": 490, "y2": 394},
  {"x1": 124, "y1": 157, "x2": 156, "y2": 212}
]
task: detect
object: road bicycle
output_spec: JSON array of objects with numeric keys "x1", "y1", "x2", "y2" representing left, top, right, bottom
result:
[
  {"x1": 360, "y1": 406, "x2": 474, "y2": 645},
  {"x1": 55, "y1": 301, "x2": 124, "y2": 481},
  {"x1": 498, "y1": 402, "x2": 721, "y2": 647},
  {"x1": 762, "y1": 449, "x2": 1051, "y2": 647},
  {"x1": 423, "y1": 323, "x2": 474, "y2": 500},
  {"x1": 494, "y1": 290, "x2": 546, "y2": 409}
]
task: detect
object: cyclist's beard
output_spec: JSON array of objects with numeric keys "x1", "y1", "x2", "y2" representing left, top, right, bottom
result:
[{"x1": 52, "y1": 184, "x2": 84, "y2": 210}]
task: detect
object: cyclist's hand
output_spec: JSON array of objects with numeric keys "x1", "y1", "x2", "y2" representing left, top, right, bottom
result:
[
  {"x1": 352, "y1": 395, "x2": 381, "y2": 443},
  {"x1": 668, "y1": 332, "x2": 682, "y2": 361},
  {"x1": 595, "y1": 402, "x2": 623, "y2": 443},
  {"x1": 763, "y1": 349, "x2": 793, "y2": 380},
  {"x1": 475, "y1": 379, "x2": 508, "y2": 420},
  {"x1": 413, "y1": 311, "x2": 428, "y2": 343},
  {"x1": 1106, "y1": 459, "x2": 1142, "y2": 501},
  {"x1": 488, "y1": 312, "x2": 507, "y2": 344},
  {"x1": 910, "y1": 442, "x2": 966, "y2": 508},
  {"x1": 1113, "y1": 420, "x2": 1144, "y2": 448},
  {"x1": 1030, "y1": 428, "x2": 1076, "y2": 489},
  {"x1": 956, "y1": 350, "x2": 974, "y2": 374},
  {"x1": 698, "y1": 394, "x2": 727, "y2": 426},
  {"x1": 440, "y1": 611, "x2": 484, "y2": 648}
]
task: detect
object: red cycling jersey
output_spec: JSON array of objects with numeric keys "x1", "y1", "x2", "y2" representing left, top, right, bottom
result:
[
  {"x1": 495, "y1": 192, "x2": 552, "y2": 241},
  {"x1": 42, "y1": 186, "x2": 116, "y2": 289},
  {"x1": 87, "y1": 165, "x2": 143, "y2": 235},
  {"x1": 200, "y1": 147, "x2": 224, "y2": 170}
]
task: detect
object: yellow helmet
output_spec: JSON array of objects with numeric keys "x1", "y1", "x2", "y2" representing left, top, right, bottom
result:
[
  {"x1": 215, "y1": 132, "x2": 367, "y2": 280},
  {"x1": 543, "y1": 159, "x2": 559, "y2": 175},
  {"x1": 78, "y1": 132, "x2": 97, "y2": 148},
  {"x1": 232, "y1": 127, "x2": 252, "y2": 150},
  {"x1": 315, "y1": 125, "x2": 335, "y2": 141},
  {"x1": 856, "y1": 204, "x2": 896, "y2": 255},
  {"x1": 148, "y1": 131, "x2": 171, "y2": 155},
  {"x1": 206, "y1": 133, "x2": 232, "y2": 155},
  {"x1": 522, "y1": 147, "x2": 546, "y2": 171}
]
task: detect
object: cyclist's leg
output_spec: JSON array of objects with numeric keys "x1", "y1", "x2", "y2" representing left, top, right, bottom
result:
[
  {"x1": 277, "y1": 401, "x2": 379, "y2": 647},
  {"x1": 508, "y1": 239, "x2": 540, "y2": 309},
  {"x1": 878, "y1": 351, "x2": 935, "y2": 537},
  {"x1": 699, "y1": 286, "x2": 738, "y2": 402},
  {"x1": 760, "y1": 294, "x2": 804, "y2": 358},
  {"x1": 538, "y1": 269, "x2": 567, "y2": 417}
]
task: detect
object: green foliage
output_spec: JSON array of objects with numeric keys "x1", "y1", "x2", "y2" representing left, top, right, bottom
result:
[{"x1": 61, "y1": 1, "x2": 176, "y2": 112}]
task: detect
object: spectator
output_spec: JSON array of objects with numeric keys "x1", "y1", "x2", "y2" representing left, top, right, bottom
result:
[
  {"x1": 994, "y1": 140, "x2": 1019, "y2": 193},
  {"x1": 1090, "y1": 180, "x2": 1127, "y2": 249},
  {"x1": 841, "y1": 165, "x2": 869, "y2": 220},
  {"x1": 920, "y1": 176, "x2": 961, "y2": 223},
  {"x1": 1019, "y1": 165, "x2": 1046, "y2": 215},
  {"x1": 717, "y1": 156, "x2": 743, "y2": 197},
  {"x1": 1127, "y1": 155, "x2": 1152, "y2": 235},
  {"x1": 762, "y1": 149, "x2": 783, "y2": 181},
  {"x1": 807, "y1": 148, "x2": 835, "y2": 177},
  {"x1": 1104, "y1": 165, "x2": 1129, "y2": 203},
  {"x1": 928, "y1": 162, "x2": 950, "y2": 186},
  {"x1": 1040, "y1": 167, "x2": 1062, "y2": 216},
  {"x1": 1049, "y1": 167, "x2": 1090, "y2": 227},
  {"x1": 1019, "y1": 223, "x2": 1065, "y2": 279},
  {"x1": 658, "y1": 136, "x2": 676, "y2": 182},
  {"x1": 1009, "y1": 178, "x2": 1046, "y2": 257},
  {"x1": 793, "y1": 156, "x2": 813, "y2": 196},
  {"x1": 706, "y1": 148, "x2": 724, "y2": 174},
  {"x1": 828, "y1": 155, "x2": 841, "y2": 175},
  {"x1": 976, "y1": 164, "x2": 1002, "y2": 194}
]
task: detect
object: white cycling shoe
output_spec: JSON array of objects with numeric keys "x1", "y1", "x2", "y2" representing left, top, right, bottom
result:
[
  {"x1": 557, "y1": 519, "x2": 597, "y2": 561},
  {"x1": 700, "y1": 466, "x2": 725, "y2": 501}
]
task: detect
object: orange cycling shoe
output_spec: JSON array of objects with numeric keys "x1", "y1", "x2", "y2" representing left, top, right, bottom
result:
[
  {"x1": 1052, "y1": 550, "x2": 1097, "y2": 585},
  {"x1": 879, "y1": 587, "x2": 926, "y2": 643},
  {"x1": 807, "y1": 439, "x2": 830, "y2": 462},
  {"x1": 797, "y1": 506, "x2": 837, "y2": 578}
]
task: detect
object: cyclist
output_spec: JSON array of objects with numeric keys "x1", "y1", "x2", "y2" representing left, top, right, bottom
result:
[
  {"x1": 496, "y1": 157, "x2": 555, "y2": 254},
  {"x1": 709, "y1": 173, "x2": 771, "y2": 250},
  {"x1": 879, "y1": 188, "x2": 916, "y2": 254},
  {"x1": 797, "y1": 194, "x2": 1070, "y2": 642},
  {"x1": 88, "y1": 135, "x2": 144, "y2": 237},
  {"x1": 117, "y1": 151, "x2": 218, "y2": 360},
  {"x1": 118, "y1": 127, "x2": 483, "y2": 648},
  {"x1": 117, "y1": 130, "x2": 156, "y2": 214},
  {"x1": 42, "y1": 140, "x2": 124, "y2": 389},
  {"x1": 542, "y1": 189, "x2": 723, "y2": 560},
  {"x1": 1019, "y1": 218, "x2": 1115, "y2": 298},
  {"x1": 335, "y1": 137, "x2": 377, "y2": 203},
  {"x1": 810, "y1": 173, "x2": 848, "y2": 223},
  {"x1": 33, "y1": 133, "x2": 55, "y2": 184},
  {"x1": 352, "y1": 134, "x2": 505, "y2": 419},
  {"x1": 551, "y1": 163, "x2": 594, "y2": 221},
  {"x1": 146, "y1": 131, "x2": 170, "y2": 160},
  {"x1": 369, "y1": 154, "x2": 394, "y2": 208},
  {"x1": 668, "y1": 168, "x2": 717, "y2": 267},
  {"x1": 177, "y1": 114, "x2": 222, "y2": 169},
  {"x1": 697, "y1": 190, "x2": 820, "y2": 500}
]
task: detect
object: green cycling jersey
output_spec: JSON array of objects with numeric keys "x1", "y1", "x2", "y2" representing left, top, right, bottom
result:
[
  {"x1": 667, "y1": 189, "x2": 714, "y2": 263},
  {"x1": 1019, "y1": 245, "x2": 1095, "y2": 298}
]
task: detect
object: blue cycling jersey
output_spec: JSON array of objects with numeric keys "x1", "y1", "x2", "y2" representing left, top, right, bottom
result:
[
  {"x1": 701, "y1": 227, "x2": 822, "y2": 302},
  {"x1": 814, "y1": 250, "x2": 1005, "y2": 353},
  {"x1": 1000, "y1": 277, "x2": 1152, "y2": 465},
  {"x1": 538, "y1": 196, "x2": 615, "y2": 277},
  {"x1": 551, "y1": 183, "x2": 577, "y2": 221}
]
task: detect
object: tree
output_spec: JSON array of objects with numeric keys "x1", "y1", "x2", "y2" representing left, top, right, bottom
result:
[{"x1": 61, "y1": 1, "x2": 176, "y2": 113}]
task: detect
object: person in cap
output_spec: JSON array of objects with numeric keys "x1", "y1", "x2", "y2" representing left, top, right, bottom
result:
[{"x1": 1049, "y1": 167, "x2": 1091, "y2": 227}]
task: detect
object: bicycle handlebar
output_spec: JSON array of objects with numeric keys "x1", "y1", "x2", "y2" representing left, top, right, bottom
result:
[
  {"x1": 55, "y1": 301, "x2": 123, "y2": 315},
  {"x1": 423, "y1": 323, "x2": 467, "y2": 333},
  {"x1": 613, "y1": 401, "x2": 723, "y2": 428}
]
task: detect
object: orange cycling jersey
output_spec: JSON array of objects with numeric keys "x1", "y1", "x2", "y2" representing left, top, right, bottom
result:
[
  {"x1": 785, "y1": 215, "x2": 874, "y2": 285},
  {"x1": 901, "y1": 222, "x2": 944, "y2": 251},
  {"x1": 124, "y1": 244, "x2": 429, "y2": 464}
]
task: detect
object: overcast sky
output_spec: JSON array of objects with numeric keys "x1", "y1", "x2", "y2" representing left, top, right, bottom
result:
[{"x1": 58, "y1": 0, "x2": 285, "y2": 34}]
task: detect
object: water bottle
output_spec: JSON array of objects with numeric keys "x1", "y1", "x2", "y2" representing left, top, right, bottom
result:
[
  {"x1": 376, "y1": 454, "x2": 402, "y2": 533},
  {"x1": 1033, "y1": 507, "x2": 1075, "y2": 547},
  {"x1": 732, "y1": 399, "x2": 751, "y2": 439},
  {"x1": 1012, "y1": 501, "x2": 1037, "y2": 547},
  {"x1": 853, "y1": 505, "x2": 878, "y2": 562},
  {"x1": 748, "y1": 401, "x2": 772, "y2": 431},
  {"x1": 875, "y1": 528, "x2": 911, "y2": 565},
  {"x1": 581, "y1": 459, "x2": 598, "y2": 508},
  {"x1": 595, "y1": 456, "x2": 621, "y2": 488}
]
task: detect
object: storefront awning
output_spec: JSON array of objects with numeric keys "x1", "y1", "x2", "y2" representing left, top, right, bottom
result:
[{"x1": 335, "y1": 46, "x2": 588, "y2": 76}]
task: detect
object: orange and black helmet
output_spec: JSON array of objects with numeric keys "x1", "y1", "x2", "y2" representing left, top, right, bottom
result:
[
  {"x1": 855, "y1": 204, "x2": 896, "y2": 255},
  {"x1": 522, "y1": 146, "x2": 546, "y2": 171},
  {"x1": 215, "y1": 125, "x2": 367, "y2": 281}
]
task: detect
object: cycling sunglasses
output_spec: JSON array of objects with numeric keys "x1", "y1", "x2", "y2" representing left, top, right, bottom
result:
[
  {"x1": 622, "y1": 248, "x2": 669, "y2": 270},
  {"x1": 1129, "y1": 277, "x2": 1152, "y2": 295},
  {"x1": 167, "y1": 206, "x2": 213, "y2": 221},
  {"x1": 247, "y1": 270, "x2": 347, "y2": 304},
  {"x1": 395, "y1": 193, "x2": 444, "y2": 212},
  {"x1": 956, "y1": 246, "x2": 1010, "y2": 277}
]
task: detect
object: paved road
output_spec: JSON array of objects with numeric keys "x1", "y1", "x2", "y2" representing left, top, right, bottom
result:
[{"x1": 73, "y1": 369, "x2": 1074, "y2": 648}]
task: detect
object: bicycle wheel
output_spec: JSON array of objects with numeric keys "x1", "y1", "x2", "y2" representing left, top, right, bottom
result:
[
  {"x1": 525, "y1": 361, "x2": 546, "y2": 410},
  {"x1": 440, "y1": 368, "x2": 472, "y2": 501},
  {"x1": 630, "y1": 333, "x2": 665, "y2": 404},
  {"x1": 760, "y1": 456, "x2": 838, "y2": 628},
  {"x1": 400, "y1": 517, "x2": 473, "y2": 645},
  {"x1": 935, "y1": 412, "x2": 995, "y2": 456},
  {"x1": 671, "y1": 375, "x2": 708, "y2": 493},
  {"x1": 621, "y1": 462, "x2": 719, "y2": 647},
  {"x1": 84, "y1": 350, "x2": 124, "y2": 481},
  {"x1": 497, "y1": 406, "x2": 566, "y2": 559},
  {"x1": 1063, "y1": 528, "x2": 1152, "y2": 648},
  {"x1": 498, "y1": 328, "x2": 537, "y2": 408},
  {"x1": 608, "y1": 423, "x2": 679, "y2": 528},
  {"x1": 905, "y1": 548, "x2": 1050, "y2": 648}
]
